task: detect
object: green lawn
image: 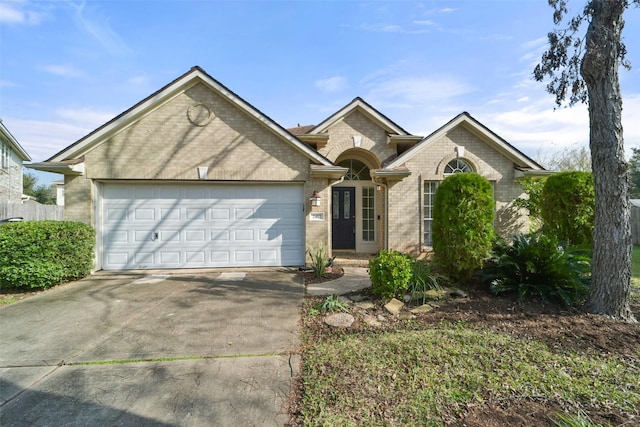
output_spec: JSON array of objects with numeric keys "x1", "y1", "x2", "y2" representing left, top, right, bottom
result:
[{"x1": 294, "y1": 248, "x2": 640, "y2": 426}]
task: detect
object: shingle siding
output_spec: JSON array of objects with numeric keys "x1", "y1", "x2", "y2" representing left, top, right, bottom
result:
[{"x1": 0, "y1": 145, "x2": 24, "y2": 203}]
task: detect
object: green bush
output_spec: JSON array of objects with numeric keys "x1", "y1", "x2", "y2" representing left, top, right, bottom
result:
[
  {"x1": 483, "y1": 233, "x2": 590, "y2": 307},
  {"x1": 541, "y1": 171, "x2": 595, "y2": 246},
  {"x1": 369, "y1": 250, "x2": 413, "y2": 299},
  {"x1": 433, "y1": 172, "x2": 495, "y2": 283},
  {"x1": 0, "y1": 221, "x2": 95, "y2": 289}
]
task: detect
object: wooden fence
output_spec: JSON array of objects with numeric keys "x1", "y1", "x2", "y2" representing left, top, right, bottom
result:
[
  {"x1": 0, "y1": 201, "x2": 63, "y2": 222},
  {"x1": 633, "y1": 204, "x2": 640, "y2": 245}
]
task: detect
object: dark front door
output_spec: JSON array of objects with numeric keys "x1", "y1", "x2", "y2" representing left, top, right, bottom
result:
[{"x1": 332, "y1": 187, "x2": 356, "y2": 249}]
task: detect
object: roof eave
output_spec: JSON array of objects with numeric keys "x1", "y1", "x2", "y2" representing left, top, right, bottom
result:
[
  {"x1": 26, "y1": 162, "x2": 84, "y2": 176},
  {"x1": 46, "y1": 66, "x2": 333, "y2": 167},
  {"x1": 310, "y1": 165, "x2": 349, "y2": 179}
]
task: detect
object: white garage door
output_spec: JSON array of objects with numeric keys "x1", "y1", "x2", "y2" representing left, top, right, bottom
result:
[{"x1": 101, "y1": 183, "x2": 305, "y2": 270}]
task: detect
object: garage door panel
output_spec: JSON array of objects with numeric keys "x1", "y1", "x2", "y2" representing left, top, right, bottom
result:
[{"x1": 102, "y1": 183, "x2": 304, "y2": 269}]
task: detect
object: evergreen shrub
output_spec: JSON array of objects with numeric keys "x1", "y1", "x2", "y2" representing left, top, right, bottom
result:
[{"x1": 0, "y1": 221, "x2": 95, "y2": 289}]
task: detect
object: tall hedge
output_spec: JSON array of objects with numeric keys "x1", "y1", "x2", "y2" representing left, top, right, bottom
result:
[
  {"x1": 433, "y1": 172, "x2": 495, "y2": 283},
  {"x1": 541, "y1": 171, "x2": 595, "y2": 246},
  {"x1": 0, "y1": 221, "x2": 95, "y2": 289}
]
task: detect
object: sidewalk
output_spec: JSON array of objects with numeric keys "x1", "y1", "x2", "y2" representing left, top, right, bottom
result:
[{"x1": 306, "y1": 266, "x2": 371, "y2": 296}]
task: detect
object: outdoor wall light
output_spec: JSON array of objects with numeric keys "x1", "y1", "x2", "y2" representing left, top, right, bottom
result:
[{"x1": 310, "y1": 190, "x2": 321, "y2": 206}]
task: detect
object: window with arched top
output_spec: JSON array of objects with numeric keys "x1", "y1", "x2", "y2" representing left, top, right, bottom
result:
[
  {"x1": 444, "y1": 159, "x2": 473, "y2": 175},
  {"x1": 337, "y1": 159, "x2": 370, "y2": 181}
]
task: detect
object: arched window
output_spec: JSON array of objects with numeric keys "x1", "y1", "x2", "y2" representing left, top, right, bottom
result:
[
  {"x1": 337, "y1": 159, "x2": 370, "y2": 181},
  {"x1": 444, "y1": 159, "x2": 473, "y2": 175}
]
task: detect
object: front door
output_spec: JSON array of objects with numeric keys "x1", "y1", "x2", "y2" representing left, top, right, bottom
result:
[{"x1": 332, "y1": 187, "x2": 356, "y2": 249}]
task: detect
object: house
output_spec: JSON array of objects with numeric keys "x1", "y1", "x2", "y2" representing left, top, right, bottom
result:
[
  {"x1": 29, "y1": 66, "x2": 546, "y2": 270},
  {"x1": 0, "y1": 119, "x2": 31, "y2": 204}
]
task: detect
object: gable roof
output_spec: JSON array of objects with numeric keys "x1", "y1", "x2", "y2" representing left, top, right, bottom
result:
[
  {"x1": 0, "y1": 120, "x2": 31, "y2": 161},
  {"x1": 310, "y1": 97, "x2": 411, "y2": 136},
  {"x1": 44, "y1": 66, "x2": 332, "y2": 167},
  {"x1": 386, "y1": 112, "x2": 544, "y2": 170}
]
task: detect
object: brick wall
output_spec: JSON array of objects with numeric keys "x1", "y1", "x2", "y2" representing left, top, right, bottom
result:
[
  {"x1": 85, "y1": 83, "x2": 311, "y2": 182},
  {"x1": 389, "y1": 125, "x2": 529, "y2": 253}
]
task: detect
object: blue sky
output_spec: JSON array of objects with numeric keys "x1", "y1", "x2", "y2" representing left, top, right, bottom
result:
[{"x1": 1, "y1": 0, "x2": 639, "y2": 185}]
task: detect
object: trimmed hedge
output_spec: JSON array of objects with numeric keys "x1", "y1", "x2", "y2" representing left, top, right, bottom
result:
[
  {"x1": 433, "y1": 172, "x2": 495, "y2": 283},
  {"x1": 0, "y1": 221, "x2": 95, "y2": 289},
  {"x1": 541, "y1": 171, "x2": 594, "y2": 246}
]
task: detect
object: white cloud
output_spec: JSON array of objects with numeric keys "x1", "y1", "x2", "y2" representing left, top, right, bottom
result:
[
  {"x1": 315, "y1": 76, "x2": 349, "y2": 93},
  {"x1": 364, "y1": 75, "x2": 473, "y2": 106},
  {"x1": 0, "y1": 2, "x2": 44, "y2": 25},
  {"x1": 72, "y1": 1, "x2": 131, "y2": 55},
  {"x1": 3, "y1": 108, "x2": 115, "y2": 161},
  {"x1": 41, "y1": 64, "x2": 85, "y2": 78},
  {"x1": 413, "y1": 20, "x2": 437, "y2": 26},
  {"x1": 55, "y1": 108, "x2": 114, "y2": 127}
]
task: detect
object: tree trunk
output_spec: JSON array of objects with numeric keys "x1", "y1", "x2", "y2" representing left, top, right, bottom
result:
[{"x1": 580, "y1": 0, "x2": 636, "y2": 322}]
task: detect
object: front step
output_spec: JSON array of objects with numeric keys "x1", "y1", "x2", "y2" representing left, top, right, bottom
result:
[{"x1": 331, "y1": 251, "x2": 374, "y2": 268}]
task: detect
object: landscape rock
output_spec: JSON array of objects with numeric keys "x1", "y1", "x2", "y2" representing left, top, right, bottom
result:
[
  {"x1": 384, "y1": 298, "x2": 404, "y2": 315},
  {"x1": 349, "y1": 294, "x2": 367, "y2": 302},
  {"x1": 399, "y1": 312, "x2": 415, "y2": 320},
  {"x1": 363, "y1": 315, "x2": 382, "y2": 327},
  {"x1": 410, "y1": 304, "x2": 434, "y2": 314},
  {"x1": 451, "y1": 289, "x2": 469, "y2": 298},
  {"x1": 324, "y1": 312, "x2": 355, "y2": 328},
  {"x1": 377, "y1": 314, "x2": 388, "y2": 322},
  {"x1": 354, "y1": 301, "x2": 375, "y2": 310}
]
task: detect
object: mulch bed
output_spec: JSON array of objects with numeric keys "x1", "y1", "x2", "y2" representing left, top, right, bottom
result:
[{"x1": 292, "y1": 273, "x2": 640, "y2": 427}]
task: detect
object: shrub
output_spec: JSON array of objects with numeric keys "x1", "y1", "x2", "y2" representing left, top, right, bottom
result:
[
  {"x1": 541, "y1": 171, "x2": 595, "y2": 246},
  {"x1": 369, "y1": 250, "x2": 413, "y2": 299},
  {"x1": 433, "y1": 172, "x2": 495, "y2": 283},
  {"x1": 483, "y1": 233, "x2": 591, "y2": 307},
  {"x1": 0, "y1": 221, "x2": 95, "y2": 289},
  {"x1": 513, "y1": 177, "x2": 546, "y2": 231}
]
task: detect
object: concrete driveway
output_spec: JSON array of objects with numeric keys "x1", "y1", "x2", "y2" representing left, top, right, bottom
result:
[{"x1": 0, "y1": 269, "x2": 303, "y2": 426}]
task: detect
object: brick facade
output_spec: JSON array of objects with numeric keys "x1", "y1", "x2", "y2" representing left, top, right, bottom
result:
[{"x1": 47, "y1": 67, "x2": 542, "y2": 268}]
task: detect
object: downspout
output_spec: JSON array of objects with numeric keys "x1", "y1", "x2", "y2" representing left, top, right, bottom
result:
[{"x1": 372, "y1": 177, "x2": 388, "y2": 251}]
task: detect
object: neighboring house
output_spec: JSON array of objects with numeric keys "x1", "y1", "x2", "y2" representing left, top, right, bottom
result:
[
  {"x1": 30, "y1": 66, "x2": 546, "y2": 271},
  {"x1": 0, "y1": 119, "x2": 31, "y2": 204},
  {"x1": 53, "y1": 180, "x2": 65, "y2": 206}
]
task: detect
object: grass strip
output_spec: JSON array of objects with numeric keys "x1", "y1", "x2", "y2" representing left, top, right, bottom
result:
[{"x1": 66, "y1": 352, "x2": 287, "y2": 366}]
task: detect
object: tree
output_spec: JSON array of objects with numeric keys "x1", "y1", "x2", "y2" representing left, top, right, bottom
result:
[
  {"x1": 539, "y1": 146, "x2": 592, "y2": 171},
  {"x1": 534, "y1": 0, "x2": 637, "y2": 321},
  {"x1": 629, "y1": 147, "x2": 640, "y2": 198},
  {"x1": 23, "y1": 172, "x2": 56, "y2": 205}
]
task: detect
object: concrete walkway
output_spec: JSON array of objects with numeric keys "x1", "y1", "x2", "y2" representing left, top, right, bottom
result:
[
  {"x1": 0, "y1": 270, "x2": 303, "y2": 427},
  {"x1": 306, "y1": 267, "x2": 372, "y2": 296}
]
